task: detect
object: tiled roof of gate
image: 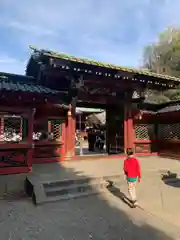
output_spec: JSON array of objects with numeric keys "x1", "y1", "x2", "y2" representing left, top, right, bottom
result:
[
  {"x1": 0, "y1": 72, "x2": 34, "y2": 82},
  {"x1": 29, "y1": 45, "x2": 180, "y2": 83},
  {"x1": 0, "y1": 78, "x2": 60, "y2": 94}
]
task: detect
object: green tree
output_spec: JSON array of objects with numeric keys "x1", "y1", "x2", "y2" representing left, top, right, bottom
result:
[
  {"x1": 142, "y1": 27, "x2": 180, "y2": 103},
  {"x1": 143, "y1": 27, "x2": 180, "y2": 77}
]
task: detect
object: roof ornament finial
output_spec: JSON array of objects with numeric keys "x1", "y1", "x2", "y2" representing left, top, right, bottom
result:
[
  {"x1": 29, "y1": 45, "x2": 39, "y2": 53},
  {"x1": 29, "y1": 45, "x2": 36, "y2": 50}
]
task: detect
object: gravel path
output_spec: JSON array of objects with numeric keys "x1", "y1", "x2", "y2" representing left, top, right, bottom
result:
[{"x1": 0, "y1": 192, "x2": 180, "y2": 240}]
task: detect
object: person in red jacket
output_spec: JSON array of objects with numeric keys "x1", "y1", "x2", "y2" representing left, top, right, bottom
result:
[{"x1": 123, "y1": 148, "x2": 141, "y2": 207}]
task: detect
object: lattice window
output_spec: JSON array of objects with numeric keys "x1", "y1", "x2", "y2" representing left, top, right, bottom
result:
[
  {"x1": 135, "y1": 124, "x2": 155, "y2": 140},
  {"x1": 0, "y1": 113, "x2": 28, "y2": 143},
  {"x1": 33, "y1": 119, "x2": 62, "y2": 141},
  {"x1": 50, "y1": 120, "x2": 62, "y2": 140},
  {"x1": 158, "y1": 124, "x2": 180, "y2": 140}
]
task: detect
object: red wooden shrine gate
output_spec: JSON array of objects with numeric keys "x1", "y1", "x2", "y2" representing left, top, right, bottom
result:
[
  {"x1": 25, "y1": 46, "x2": 180, "y2": 160},
  {"x1": 0, "y1": 46, "x2": 180, "y2": 175}
]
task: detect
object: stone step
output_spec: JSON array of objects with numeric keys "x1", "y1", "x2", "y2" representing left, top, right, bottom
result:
[
  {"x1": 25, "y1": 172, "x2": 133, "y2": 205},
  {"x1": 35, "y1": 188, "x2": 105, "y2": 205},
  {"x1": 44, "y1": 181, "x2": 106, "y2": 197},
  {"x1": 25, "y1": 175, "x2": 108, "y2": 205},
  {"x1": 43, "y1": 177, "x2": 103, "y2": 189}
]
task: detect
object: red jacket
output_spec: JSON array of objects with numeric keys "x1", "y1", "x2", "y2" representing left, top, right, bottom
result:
[{"x1": 123, "y1": 157, "x2": 141, "y2": 179}]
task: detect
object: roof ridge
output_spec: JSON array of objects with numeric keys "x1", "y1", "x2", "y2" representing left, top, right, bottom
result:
[
  {"x1": 0, "y1": 72, "x2": 34, "y2": 79},
  {"x1": 0, "y1": 78, "x2": 63, "y2": 94},
  {"x1": 29, "y1": 45, "x2": 180, "y2": 82}
]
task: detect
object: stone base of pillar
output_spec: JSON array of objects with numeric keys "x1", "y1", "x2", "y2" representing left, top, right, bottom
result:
[{"x1": 64, "y1": 151, "x2": 74, "y2": 160}]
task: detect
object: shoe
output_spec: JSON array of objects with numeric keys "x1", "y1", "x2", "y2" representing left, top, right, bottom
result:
[{"x1": 132, "y1": 200, "x2": 137, "y2": 208}]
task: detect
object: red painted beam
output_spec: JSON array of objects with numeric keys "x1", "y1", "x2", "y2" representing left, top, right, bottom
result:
[
  {"x1": 0, "y1": 166, "x2": 31, "y2": 175},
  {"x1": 0, "y1": 143, "x2": 32, "y2": 150}
]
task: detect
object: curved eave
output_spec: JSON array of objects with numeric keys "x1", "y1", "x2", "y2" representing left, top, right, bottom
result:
[{"x1": 29, "y1": 45, "x2": 180, "y2": 83}]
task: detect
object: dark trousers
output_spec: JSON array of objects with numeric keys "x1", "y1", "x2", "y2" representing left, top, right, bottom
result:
[
  {"x1": 100, "y1": 143, "x2": 104, "y2": 150},
  {"x1": 88, "y1": 141, "x2": 94, "y2": 151}
]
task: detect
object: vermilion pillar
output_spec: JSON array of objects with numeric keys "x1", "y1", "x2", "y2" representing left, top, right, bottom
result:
[
  {"x1": 60, "y1": 122, "x2": 66, "y2": 160},
  {"x1": 0, "y1": 116, "x2": 4, "y2": 136},
  {"x1": 64, "y1": 105, "x2": 75, "y2": 160},
  {"x1": 48, "y1": 120, "x2": 51, "y2": 133},
  {"x1": 106, "y1": 106, "x2": 110, "y2": 154},
  {"x1": 27, "y1": 109, "x2": 35, "y2": 167},
  {"x1": 127, "y1": 105, "x2": 134, "y2": 149},
  {"x1": 71, "y1": 113, "x2": 76, "y2": 157},
  {"x1": 124, "y1": 106, "x2": 128, "y2": 152},
  {"x1": 124, "y1": 104, "x2": 134, "y2": 151}
]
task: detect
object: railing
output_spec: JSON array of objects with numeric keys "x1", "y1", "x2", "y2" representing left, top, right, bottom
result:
[
  {"x1": 33, "y1": 118, "x2": 63, "y2": 163},
  {"x1": 33, "y1": 119, "x2": 62, "y2": 142},
  {"x1": 0, "y1": 114, "x2": 28, "y2": 143},
  {"x1": 0, "y1": 111, "x2": 30, "y2": 168},
  {"x1": 134, "y1": 123, "x2": 180, "y2": 155}
]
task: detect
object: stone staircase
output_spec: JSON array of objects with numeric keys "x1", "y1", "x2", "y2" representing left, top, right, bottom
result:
[
  {"x1": 25, "y1": 168, "x2": 180, "y2": 205},
  {"x1": 25, "y1": 174, "x2": 122, "y2": 205}
]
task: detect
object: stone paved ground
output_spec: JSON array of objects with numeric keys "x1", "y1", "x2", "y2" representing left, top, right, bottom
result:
[
  {"x1": 29, "y1": 156, "x2": 180, "y2": 229},
  {"x1": 109, "y1": 173, "x2": 180, "y2": 229},
  {"x1": 61, "y1": 156, "x2": 180, "y2": 179},
  {"x1": 1, "y1": 156, "x2": 180, "y2": 239},
  {"x1": 31, "y1": 156, "x2": 180, "y2": 182},
  {"x1": 0, "y1": 192, "x2": 180, "y2": 240},
  {"x1": 61, "y1": 156, "x2": 180, "y2": 226}
]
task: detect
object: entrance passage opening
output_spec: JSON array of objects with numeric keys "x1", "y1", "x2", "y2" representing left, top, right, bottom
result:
[
  {"x1": 75, "y1": 107, "x2": 107, "y2": 156},
  {"x1": 106, "y1": 105, "x2": 124, "y2": 155},
  {"x1": 75, "y1": 106, "x2": 125, "y2": 157}
]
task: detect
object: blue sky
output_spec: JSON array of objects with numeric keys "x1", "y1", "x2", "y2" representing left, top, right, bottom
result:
[{"x1": 0, "y1": 0, "x2": 180, "y2": 74}]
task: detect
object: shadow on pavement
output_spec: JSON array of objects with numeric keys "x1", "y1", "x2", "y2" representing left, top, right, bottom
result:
[
  {"x1": 161, "y1": 171, "x2": 180, "y2": 188},
  {"x1": 106, "y1": 180, "x2": 133, "y2": 208},
  {"x1": 0, "y1": 163, "x2": 178, "y2": 239}
]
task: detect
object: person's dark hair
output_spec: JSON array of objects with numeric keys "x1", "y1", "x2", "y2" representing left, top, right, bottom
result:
[{"x1": 126, "y1": 148, "x2": 134, "y2": 156}]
